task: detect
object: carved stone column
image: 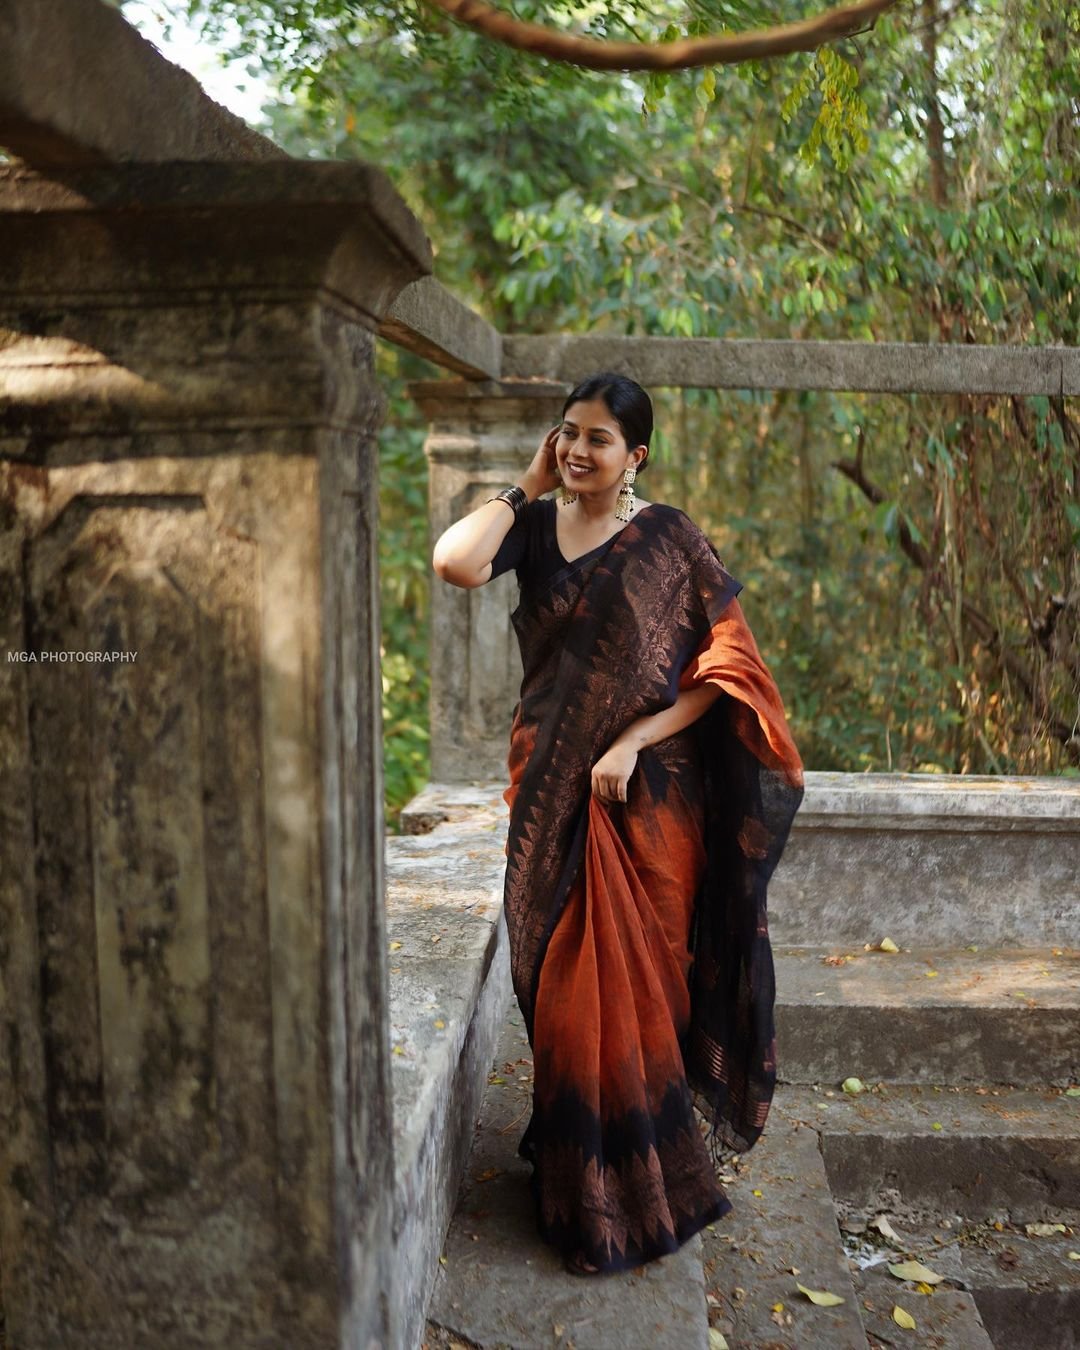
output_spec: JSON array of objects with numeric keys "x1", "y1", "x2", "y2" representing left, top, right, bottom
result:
[
  {"x1": 0, "y1": 162, "x2": 432, "y2": 1348},
  {"x1": 409, "y1": 379, "x2": 567, "y2": 782}
]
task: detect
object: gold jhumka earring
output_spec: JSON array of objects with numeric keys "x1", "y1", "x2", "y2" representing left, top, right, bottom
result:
[
  {"x1": 614, "y1": 463, "x2": 636, "y2": 522},
  {"x1": 560, "y1": 479, "x2": 578, "y2": 506}
]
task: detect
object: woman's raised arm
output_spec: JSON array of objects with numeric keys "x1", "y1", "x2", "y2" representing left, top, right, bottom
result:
[{"x1": 432, "y1": 427, "x2": 562, "y2": 588}]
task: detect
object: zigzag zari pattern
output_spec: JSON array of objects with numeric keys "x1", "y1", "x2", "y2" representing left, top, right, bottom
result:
[{"x1": 520, "y1": 1078, "x2": 734, "y2": 1272}]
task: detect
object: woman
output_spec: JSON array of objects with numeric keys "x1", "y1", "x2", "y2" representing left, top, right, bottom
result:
[{"x1": 432, "y1": 372, "x2": 804, "y2": 1276}]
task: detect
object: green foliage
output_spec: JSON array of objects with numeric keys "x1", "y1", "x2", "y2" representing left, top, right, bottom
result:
[
  {"x1": 124, "y1": 0, "x2": 1080, "y2": 791},
  {"x1": 375, "y1": 346, "x2": 433, "y2": 827}
]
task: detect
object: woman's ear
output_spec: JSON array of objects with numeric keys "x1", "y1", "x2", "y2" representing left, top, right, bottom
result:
[{"x1": 633, "y1": 444, "x2": 648, "y2": 470}]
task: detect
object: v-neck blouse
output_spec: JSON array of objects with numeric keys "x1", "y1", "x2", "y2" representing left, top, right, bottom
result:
[{"x1": 490, "y1": 496, "x2": 646, "y2": 585}]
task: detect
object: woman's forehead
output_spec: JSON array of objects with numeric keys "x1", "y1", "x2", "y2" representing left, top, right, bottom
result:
[{"x1": 562, "y1": 399, "x2": 620, "y2": 433}]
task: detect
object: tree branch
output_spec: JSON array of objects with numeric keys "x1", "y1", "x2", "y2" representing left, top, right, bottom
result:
[
  {"x1": 831, "y1": 452, "x2": 1078, "y2": 756},
  {"x1": 419, "y1": 0, "x2": 904, "y2": 72}
]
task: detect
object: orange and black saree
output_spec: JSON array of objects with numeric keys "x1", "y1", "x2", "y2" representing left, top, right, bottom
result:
[{"x1": 497, "y1": 500, "x2": 804, "y2": 1273}]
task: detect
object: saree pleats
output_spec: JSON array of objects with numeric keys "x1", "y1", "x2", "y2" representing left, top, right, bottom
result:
[{"x1": 518, "y1": 730, "x2": 732, "y2": 1270}]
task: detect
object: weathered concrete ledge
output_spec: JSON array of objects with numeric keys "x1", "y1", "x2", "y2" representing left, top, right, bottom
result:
[
  {"x1": 0, "y1": 162, "x2": 436, "y2": 447},
  {"x1": 501, "y1": 334, "x2": 1080, "y2": 395},
  {"x1": 772, "y1": 771, "x2": 1080, "y2": 948},
  {"x1": 387, "y1": 784, "x2": 513, "y2": 1350},
  {"x1": 0, "y1": 0, "x2": 287, "y2": 167},
  {"x1": 380, "y1": 278, "x2": 502, "y2": 380}
]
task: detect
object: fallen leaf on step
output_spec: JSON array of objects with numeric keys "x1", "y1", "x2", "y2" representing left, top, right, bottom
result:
[
  {"x1": 892, "y1": 1305, "x2": 916, "y2": 1329},
  {"x1": 888, "y1": 1260, "x2": 943, "y2": 1283},
  {"x1": 708, "y1": 1331, "x2": 730, "y2": 1349},
  {"x1": 389, "y1": 941, "x2": 403, "y2": 951},
  {"x1": 842, "y1": 1077, "x2": 865, "y2": 1095},
  {"x1": 553, "y1": 1324, "x2": 565, "y2": 1337},
  {"x1": 869, "y1": 1215, "x2": 901, "y2": 1243},
  {"x1": 1067, "y1": 1251, "x2": 1080, "y2": 1260},
  {"x1": 876, "y1": 937, "x2": 900, "y2": 953},
  {"x1": 795, "y1": 1282, "x2": 846, "y2": 1306},
  {"x1": 1025, "y1": 1222, "x2": 1067, "y2": 1236},
  {"x1": 1064, "y1": 1087, "x2": 1080, "y2": 1097}
]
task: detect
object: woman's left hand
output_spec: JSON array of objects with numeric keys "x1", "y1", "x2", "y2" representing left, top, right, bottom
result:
[{"x1": 591, "y1": 742, "x2": 639, "y2": 804}]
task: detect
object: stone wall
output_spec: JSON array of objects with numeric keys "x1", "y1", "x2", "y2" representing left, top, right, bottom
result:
[{"x1": 0, "y1": 160, "x2": 431, "y2": 1348}]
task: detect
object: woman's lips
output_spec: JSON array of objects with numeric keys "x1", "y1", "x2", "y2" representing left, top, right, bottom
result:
[{"x1": 566, "y1": 463, "x2": 595, "y2": 476}]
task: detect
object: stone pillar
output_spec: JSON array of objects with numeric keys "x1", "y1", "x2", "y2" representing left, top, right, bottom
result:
[
  {"x1": 409, "y1": 379, "x2": 567, "y2": 782},
  {"x1": 0, "y1": 162, "x2": 432, "y2": 1348}
]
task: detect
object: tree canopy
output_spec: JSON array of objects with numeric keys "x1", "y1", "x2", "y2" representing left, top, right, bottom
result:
[{"x1": 122, "y1": 0, "x2": 1080, "y2": 816}]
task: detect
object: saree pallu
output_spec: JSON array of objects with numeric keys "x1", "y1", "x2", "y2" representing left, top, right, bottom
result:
[{"x1": 502, "y1": 503, "x2": 804, "y2": 1273}]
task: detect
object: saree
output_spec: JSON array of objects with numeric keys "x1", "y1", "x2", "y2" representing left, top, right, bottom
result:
[{"x1": 496, "y1": 499, "x2": 804, "y2": 1273}]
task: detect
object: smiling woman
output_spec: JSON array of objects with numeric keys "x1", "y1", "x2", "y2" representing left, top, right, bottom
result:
[{"x1": 432, "y1": 371, "x2": 804, "y2": 1276}]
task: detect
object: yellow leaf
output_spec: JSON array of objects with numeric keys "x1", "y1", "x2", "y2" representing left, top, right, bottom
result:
[
  {"x1": 892, "y1": 1305, "x2": 916, "y2": 1329},
  {"x1": 345, "y1": 109, "x2": 357, "y2": 134},
  {"x1": 438, "y1": 1255, "x2": 448, "y2": 1265},
  {"x1": 888, "y1": 1260, "x2": 943, "y2": 1284},
  {"x1": 389, "y1": 941, "x2": 403, "y2": 951},
  {"x1": 393, "y1": 1045, "x2": 405, "y2": 1056},
  {"x1": 1026, "y1": 1222, "x2": 1067, "y2": 1236},
  {"x1": 434, "y1": 1020, "x2": 445, "y2": 1030},
  {"x1": 771, "y1": 1302, "x2": 784, "y2": 1312},
  {"x1": 708, "y1": 1331, "x2": 730, "y2": 1350},
  {"x1": 796, "y1": 1282, "x2": 846, "y2": 1306},
  {"x1": 932, "y1": 1122, "x2": 943, "y2": 1130},
  {"x1": 1067, "y1": 1251, "x2": 1080, "y2": 1259},
  {"x1": 877, "y1": 937, "x2": 899, "y2": 953},
  {"x1": 842, "y1": 1077, "x2": 865, "y2": 1095},
  {"x1": 753, "y1": 1189, "x2": 763, "y2": 1196}
]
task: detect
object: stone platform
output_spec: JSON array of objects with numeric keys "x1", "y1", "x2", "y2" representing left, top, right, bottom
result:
[{"x1": 392, "y1": 776, "x2": 1080, "y2": 1349}]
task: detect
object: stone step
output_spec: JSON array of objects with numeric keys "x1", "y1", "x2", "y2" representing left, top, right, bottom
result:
[
  {"x1": 838, "y1": 1208, "x2": 1080, "y2": 1348},
  {"x1": 776, "y1": 1084, "x2": 1080, "y2": 1224},
  {"x1": 956, "y1": 1224, "x2": 1080, "y2": 1349},
  {"x1": 774, "y1": 945, "x2": 1080, "y2": 1087},
  {"x1": 424, "y1": 1004, "x2": 711, "y2": 1350},
  {"x1": 700, "y1": 1100, "x2": 866, "y2": 1349}
]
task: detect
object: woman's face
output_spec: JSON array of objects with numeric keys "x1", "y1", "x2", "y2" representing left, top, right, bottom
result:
[{"x1": 555, "y1": 398, "x2": 645, "y2": 494}]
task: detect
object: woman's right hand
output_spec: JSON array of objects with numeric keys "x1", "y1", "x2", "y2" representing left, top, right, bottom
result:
[{"x1": 520, "y1": 426, "x2": 563, "y2": 499}]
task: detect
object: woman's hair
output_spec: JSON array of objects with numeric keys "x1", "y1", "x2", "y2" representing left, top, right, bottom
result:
[{"x1": 561, "y1": 372, "x2": 653, "y2": 472}]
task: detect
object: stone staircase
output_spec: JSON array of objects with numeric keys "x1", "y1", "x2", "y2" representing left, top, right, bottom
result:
[{"x1": 390, "y1": 777, "x2": 1080, "y2": 1350}]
